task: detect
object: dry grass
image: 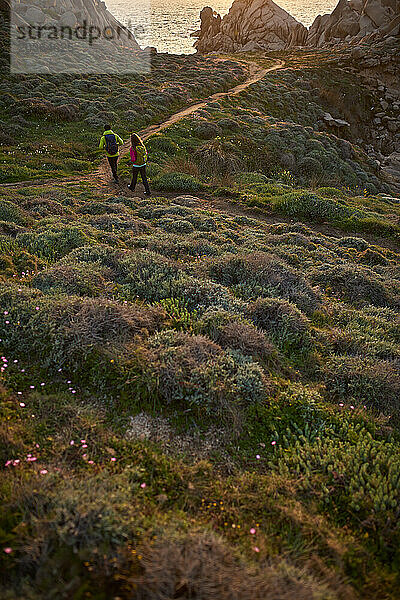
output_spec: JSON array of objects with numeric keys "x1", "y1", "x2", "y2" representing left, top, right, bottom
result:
[
  {"x1": 161, "y1": 157, "x2": 201, "y2": 178},
  {"x1": 134, "y1": 532, "x2": 339, "y2": 600}
]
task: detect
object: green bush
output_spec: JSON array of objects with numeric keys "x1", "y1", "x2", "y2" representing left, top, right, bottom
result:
[
  {"x1": 152, "y1": 172, "x2": 206, "y2": 194},
  {"x1": 247, "y1": 297, "x2": 313, "y2": 355},
  {"x1": 206, "y1": 251, "x2": 320, "y2": 314},
  {"x1": 146, "y1": 135, "x2": 179, "y2": 154},
  {"x1": 0, "y1": 200, "x2": 27, "y2": 225},
  {"x1": 316, "y1": 187, "x2": 346, "y2": 200},
  {"x1": 155, "y1": 297, "x2": 198, "y2": 332},
  {"x1": 297, "y1": 156, "x2": 323, "y2": 176},
  {"x1": 310, "y1": 263, "x2": 398, "y2": 308},
  {"x1": 197, "y1": 308, "x2": 276, "y2": 361},
  {"x1": 156, "y1": 218, "x2": 195, "y2": 234},
  {"x1": 0, "y1": 284, "x2": 165, "y2": 388},
  {"x1": 271, "y1": 191, "x2": 353, "y2": 222},
  {"x1": 17, "y1": 224, "x2": 95, "y2": 260},
  {"x1": 32, "y1": 262, "x2": 112, "y2": 297},
  {"x1": 323, "y1": 355, "x2": 400, "y2": 413},
  {"x1": 148, "y1": 330, "x2": 269, "y2": 425}
]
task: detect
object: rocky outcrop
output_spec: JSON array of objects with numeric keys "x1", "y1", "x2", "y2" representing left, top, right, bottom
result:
[
  {"x1": 307, "y1": 0, "x2": 400, "y2": 47},
  {"x1": 11, "y1": 0, "x2": 140, "y2": 48},
  {"x1": 194, "y1": 0, "x2": 399, "y2": 53},
  {"x1": 194, "y1": 0, "x2": 308, "y2": 53}
]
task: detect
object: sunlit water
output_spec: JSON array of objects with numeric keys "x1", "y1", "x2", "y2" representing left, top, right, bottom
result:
[{"x1": 107, "y1": 0, "x2": 338, "y2": 54}]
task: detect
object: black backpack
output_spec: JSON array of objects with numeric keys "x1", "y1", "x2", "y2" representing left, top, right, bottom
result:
[{"x1": 104, "y1": 133, "x2": 118, "y2": 155}]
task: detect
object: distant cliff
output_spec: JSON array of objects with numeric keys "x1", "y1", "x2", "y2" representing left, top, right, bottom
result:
[{"x1": 194, "y1": 0, "x2": 400, "y2": 52}]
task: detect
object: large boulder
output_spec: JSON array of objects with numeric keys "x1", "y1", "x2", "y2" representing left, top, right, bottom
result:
[
  {"x1": 25, "y1": 6, "x2": 46, "y2": 24},
  {"x1": 194, "y1": 0, "x2": 308, "y2": 52},
  {"x1": 59, "y1": 10, "x2": 77, "y2": 27}
]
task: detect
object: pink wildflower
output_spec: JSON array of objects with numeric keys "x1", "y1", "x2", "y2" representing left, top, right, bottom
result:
[
  {"x1": 140, "y1": 482, "x2": 146, "y2": 488},
  {"x1": 250, "y1": 528, "x2": 256, "y2": 535},
  {"x1": 3, "y1": 548, "x2": 12, "y2": 554}
]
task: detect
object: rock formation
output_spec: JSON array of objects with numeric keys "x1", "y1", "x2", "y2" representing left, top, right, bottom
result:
[
  {"x1": 194, "y1": 0, "x2": 400, "y2": 52},
  {"x1": 307, "y1": 0, "x2": 400, "y2": 47},
  {"x1": 194, "y1": 0, "x2": 308, "y2": 53},
  {"x1": 11, "y1": 0, "x2": 140, "y2": 49}
]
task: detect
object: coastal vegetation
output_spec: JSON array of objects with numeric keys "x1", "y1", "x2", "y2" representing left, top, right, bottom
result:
[{"x1": 0, "y1": 43, "x2": 399, "y2": 600}]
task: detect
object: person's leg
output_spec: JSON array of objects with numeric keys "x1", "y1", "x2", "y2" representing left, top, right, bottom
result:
[
  {"x1": 107, "y1": 156, "x2": 118, "y2": 181},
  {"x1": 140, "y1": 165, "x2": 151, "y2": 195},
  {"x1": 112, "y1": 156, "x2": 119, "y2": 181},
  {"x1": 129, "y1": 167, "x2": 139, "y2": 190}
]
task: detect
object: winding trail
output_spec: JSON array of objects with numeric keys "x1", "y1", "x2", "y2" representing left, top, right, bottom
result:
[
  {"x1": 97, "y1": 58, "x2": 284, "y2": 186},
  {"x1": 2, "y1": 58, "x2": 284, "y2": 190}
]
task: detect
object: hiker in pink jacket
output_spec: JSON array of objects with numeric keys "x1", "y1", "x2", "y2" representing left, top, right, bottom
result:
[{"x1": 128, "y1": 133, "x2": 151, "y2": 195}]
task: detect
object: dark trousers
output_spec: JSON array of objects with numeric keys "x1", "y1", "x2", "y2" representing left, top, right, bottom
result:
[
  {"x1": 107, "y1": 156, "x2": 118, "y2": 180},
  {"x1": 130, "y1": 165, "x2": 150, "y2": 194}
]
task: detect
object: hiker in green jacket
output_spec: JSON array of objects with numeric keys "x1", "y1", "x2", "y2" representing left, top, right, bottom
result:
[
  {"x1": 128, "y1": 133, "x2": 150, "y2": 195},
  {"x1": 99, "y1": 125, "x2": 124, "y2": 183}
]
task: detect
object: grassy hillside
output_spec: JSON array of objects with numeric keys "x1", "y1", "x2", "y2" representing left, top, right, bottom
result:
[
  {"x1": 1, "y1": 49, "x2": 400, "y2": 599},
  {"x1": 0, "y1": 54, "x2": 246, "y2": 182}
]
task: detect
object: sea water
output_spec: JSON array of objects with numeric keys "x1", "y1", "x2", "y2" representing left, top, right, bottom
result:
[{"x1": 107, "y1": 0, "x2": 338, "y2": 54}]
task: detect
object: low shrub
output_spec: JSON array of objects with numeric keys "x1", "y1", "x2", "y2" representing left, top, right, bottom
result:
[
  {"x1": 156, "y1": 218, "x2": 195, "y2": 234},
  {"x1": 274, "y1": 417, "x2": 400, "y2": 525},
  {"x1": 193, "y1": 121, "x2": 220, "y2": 139},
  {"x1": 323, "y1": 355, "x2": 400, "y2": 413},
  {"x1": 194, "y1": 139, "x2": 241, "y2": 176},
  {"x1": 0, "y1": 200, "x2": 28, "y2": 225},
  {"x1": 197, "y1": 308, "x2": 276, "y2": 361},
  {"x1": 155, "y1": 297, "x2": 198, "y2": 332},
  {"x1": 310, "y1": 263, "x2": 398, "y2": 308},
  {"x1": 206, "y1": 252, "x2": 320, "y2": 314},
  {"x1": 271, "y1": 191, "x2": 353, "y2": 222},
  {"x1": 136, "y1": 533, "x2": 335, "y2": 600},
  {"x1": 32, "y1": 262, "x2": 112, "y2": 297},
  {"x1": 147, "y1": 330, "x2": 269, "y2": 425},
  {"x1": 152, "y1": 172, "x2": 206, "y2": 194},
  {"x1": 0, "y1": 284, "x2": 166, "y2": 382},
  {"x1": 170, "y1": 274, "x2": 244, "y2": 313},
  {"x1": 17, "y1": 224, "x2": 95, "y2": 260},
  {"x1": 247, "y1": 298, "x2": 313, "y2": 355}
]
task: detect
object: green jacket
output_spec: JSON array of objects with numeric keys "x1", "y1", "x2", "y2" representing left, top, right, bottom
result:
[{"x1": 99, "y1": 130, "x2": 124, "y2": 158}]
